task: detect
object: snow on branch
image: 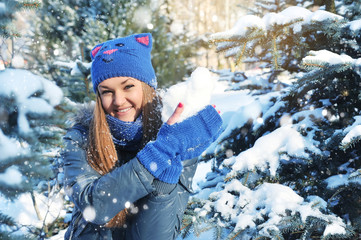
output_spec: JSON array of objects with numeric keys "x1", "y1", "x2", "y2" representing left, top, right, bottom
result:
[
  {"x1": 0, "y1": 69, "x2": 63, "y2": 134},
  {"x1": 209, "y1": 6, "x2": 344, "y2": 67},
  {"x1": 340, "y1": 116, "x2": 361, "y2": 150},
  {"x1": 197, "y1": 180, "x2": 348, "y2": 239},
  {"x1": 301, "y1": 50, "x2": 358, "y2": 71},
  {"x1": 223, "y1": 125, "x2": 321, "y2": 178}
]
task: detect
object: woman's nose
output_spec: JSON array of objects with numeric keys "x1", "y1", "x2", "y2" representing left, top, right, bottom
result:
[{"x1": 113, "y1": 92, "x2": 126, "y2": 106}]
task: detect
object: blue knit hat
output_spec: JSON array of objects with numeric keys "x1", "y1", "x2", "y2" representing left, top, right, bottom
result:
[{"x1": 90, "y1": 33, "x2": 157, "y2": 92}]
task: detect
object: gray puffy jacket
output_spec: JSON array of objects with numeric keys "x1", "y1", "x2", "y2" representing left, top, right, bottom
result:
[{"x1": 61, "y1": 126, "x2": 198, "y2": 240}]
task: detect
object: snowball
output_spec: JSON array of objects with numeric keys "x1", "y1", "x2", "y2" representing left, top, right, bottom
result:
[{"x1": 161, "y1": 67, "x2": 217, "y2": 123}]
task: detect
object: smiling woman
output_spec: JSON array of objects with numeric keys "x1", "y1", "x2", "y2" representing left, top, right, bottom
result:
[{"x1": 61, "y1": 33, "x2": 223, "y2": 240}]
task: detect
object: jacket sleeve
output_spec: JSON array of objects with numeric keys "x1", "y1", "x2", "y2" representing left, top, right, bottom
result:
[{"x1": 61, "y1": 128, "x2": 156, "y2": 225}]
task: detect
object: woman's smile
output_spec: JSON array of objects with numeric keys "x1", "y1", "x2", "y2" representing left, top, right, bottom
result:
[{"x1": 113, "y1": 106, "x2": 135, "y2": 119}]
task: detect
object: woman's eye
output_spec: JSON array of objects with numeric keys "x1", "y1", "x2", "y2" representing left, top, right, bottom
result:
[
  {"x1": 101, "y1": 90, "x2": 112, "y2": 95},
  {"x1": 125, "y1": 84, "x2": 134, "y2": 89}
]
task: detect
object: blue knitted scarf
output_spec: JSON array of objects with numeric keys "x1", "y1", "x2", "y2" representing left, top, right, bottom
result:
[{"x1": 106, "y1": 114, "x2": 143, "y2": 151}]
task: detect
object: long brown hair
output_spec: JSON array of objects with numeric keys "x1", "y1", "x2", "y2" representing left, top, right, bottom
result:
[{"x1": 87, "y1": 81, "x2": 162, "y2": 228}]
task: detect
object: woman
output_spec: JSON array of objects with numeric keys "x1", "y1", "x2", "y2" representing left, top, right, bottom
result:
[{"x1": 62, "y1": 33, "x2": 223, "y2": 240}]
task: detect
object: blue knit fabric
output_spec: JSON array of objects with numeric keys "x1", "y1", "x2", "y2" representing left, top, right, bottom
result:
[
  {"x1": 137, "y1": 105, "x2": 223, "y2": 183},
  {"x1": 157, "y1": 155, "x2": 182, "y2": 184},
  {"x1": 90, "y1": 33, "x2": 157, "y2": 92},
  {"x1": 106, "y1": 114, "x2": 143, "y2": 151}
]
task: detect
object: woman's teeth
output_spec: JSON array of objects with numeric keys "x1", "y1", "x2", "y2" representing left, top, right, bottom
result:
[{"x1": 118, "y1": 107, "x2": 131, "y2": 112}]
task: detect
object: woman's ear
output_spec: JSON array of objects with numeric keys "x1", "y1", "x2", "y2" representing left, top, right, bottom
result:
[{"x1": 90, "y1": 43, "x2": 104, "y2": 60}]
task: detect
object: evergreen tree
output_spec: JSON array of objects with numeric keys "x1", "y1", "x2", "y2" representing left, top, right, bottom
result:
[
  {"x1": 0, "y1": 68, "x2": 64, "y2": 239},
  {"x1": 0, "y1": 2, "x2": 67, "y2": 238},
  {"x1": 181, "y1": 6, "x2": 361, "y2": 239},
  {"x1": 209, "y1": 5, "x2": 344, "y2": 82}
]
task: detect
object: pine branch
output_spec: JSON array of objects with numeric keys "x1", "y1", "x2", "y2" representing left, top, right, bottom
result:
[
  {"x1": 180, "y1": 222, "x2": 193, "y2": 239},
  {"x1": 300, "y1": 216, "x2": 327, "y2": 239},
  {"x1": 340, "y1": 136, "x2": 361, "y2": 151},
  {"x1": 212, "y1": 225, "x2": 223, "y2": 240},
  {"x1": 254, "y1": 236, "x2": 270, "y2": 240},
  {"x1": 235, "y1": 42, "x2": 247, "y2": 66},
  {"x1": 210, "y1": 27, "x2": 264, "y2": 62},
  {"x1": 271, "y1": 33, "x2": 279, "y2": 69},
  {"x1": 348, "y1": 169, "x2": 361, "y2": 181},
  {"x1": 321, "y1": 225, "x2": 356, "y2": 240},
  {"x1": 279, "y1": 212, "x2": 305, "y2": 236},
  {"x1": 226, "y1": 228, "x2": 244, "y2": 240},
  {"x1": 20, "y1": 1, "x2": 41, "y2": 10},
  {"x1": 0, "y1": 213, "x2": 16, "y2": 227}
]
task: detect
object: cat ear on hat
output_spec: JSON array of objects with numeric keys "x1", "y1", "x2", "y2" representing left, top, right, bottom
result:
[
  {"x1": 134, "y1": 33, "x2": 152, "y2": 48},
  {"x1": 90, "y1": 43, "x2": 104, "y2": 60}
]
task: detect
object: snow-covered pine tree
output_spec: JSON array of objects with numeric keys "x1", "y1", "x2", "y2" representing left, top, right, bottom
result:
[
  {"x1": 181, "y1": 6, "x2": 360, "y2": 240},
  {"x1": 209, "y1": 5, "x2": 344, "y2": 84},
  {"x1": 0, "y1": 68, "x2": 63, "y2": 239}
]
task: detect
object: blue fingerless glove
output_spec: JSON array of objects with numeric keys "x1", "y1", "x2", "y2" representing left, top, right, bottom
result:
[
  {"x1": 175, "y1": 105, "x2": 223, "y2": 161},
  {"x1": 136, "y1": 105, "x2": 223, "y2": 183}
]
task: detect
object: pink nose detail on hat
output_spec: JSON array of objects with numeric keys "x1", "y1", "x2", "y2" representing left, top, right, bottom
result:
[
  {"x1": 136, "y1": 36, "x2": 149, "y2": 46},
  {"x1": 103, "y1": 49, "x2": 118, "y2": 55}
]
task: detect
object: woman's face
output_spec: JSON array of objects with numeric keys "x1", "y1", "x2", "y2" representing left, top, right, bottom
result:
[{"x1": 98, "y1": 77, "x2": 143, "y2": 122}]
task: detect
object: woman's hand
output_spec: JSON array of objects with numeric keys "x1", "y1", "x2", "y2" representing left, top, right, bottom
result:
[
  {"x1": 166, "y1": 102, "x2": 184, "y2": 125},
  {"x1": 167, "y1": 103, "x2": 220, "y2": 125},
  {"x1": 137, "y1": 104, "x2": 223, "y2": 183}
]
